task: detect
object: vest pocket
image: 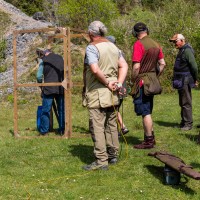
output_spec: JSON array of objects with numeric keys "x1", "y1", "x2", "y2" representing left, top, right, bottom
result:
[
  {"x1": 172, "y1": 76, "x2": 184, "y2": 89},
  {"x1": 98, "y1": 88, "x2": 119, "y2": 108}
]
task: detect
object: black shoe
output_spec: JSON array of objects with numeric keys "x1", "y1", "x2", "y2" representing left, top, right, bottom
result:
[
  {"x1": 55, "y1": 129, "x2": 64, "y2": 135},
  {"x1": 82, "y1": 162, "x2": 108, "y2": 171},
  {"x1": 121, "y1": 127, "x2": 129, "y2": 135},
  {"x1": 38, "y1": 132, "x2": 49, "y2": 136},
  {"x1": 108, "y1": 158, "x2": 118, "y2": 165},
  {"x1": 180, "y1": 126, "x2": 192, "y2": 131},
  {"x1": 197, "y1": 125, "x2": 200, "y2": 128}
]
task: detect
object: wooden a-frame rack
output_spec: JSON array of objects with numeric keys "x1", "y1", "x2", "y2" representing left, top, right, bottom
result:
[{"x1": 13, "y1": 27, "x2": 88, "y2": 138}]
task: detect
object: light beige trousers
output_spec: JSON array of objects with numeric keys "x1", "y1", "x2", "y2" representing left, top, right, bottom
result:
[{"x1": 89, "y1": 107, "x2": 119, "y2": 165}]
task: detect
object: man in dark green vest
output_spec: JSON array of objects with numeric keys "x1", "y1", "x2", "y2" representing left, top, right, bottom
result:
[{"x1": 170, "y1": 34, "x2": 198, "y2": 131}]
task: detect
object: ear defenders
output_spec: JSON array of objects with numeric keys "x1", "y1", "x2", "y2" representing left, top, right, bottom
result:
[{"x1": 132, "y1": 28, "x2": 138, "y2": 37}]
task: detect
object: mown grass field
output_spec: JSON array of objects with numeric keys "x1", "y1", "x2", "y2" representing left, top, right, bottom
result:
[{"x1": 1, "y1": 89, "x2": 200, "y2": 200}]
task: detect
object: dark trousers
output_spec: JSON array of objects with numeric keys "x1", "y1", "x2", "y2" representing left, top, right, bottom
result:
[
  {"x1": 39, "y1": 94, "x2": 65, "y2": 134},
  {"x1": 178, "y1": 84, "x2": 193, "y2": 127}
]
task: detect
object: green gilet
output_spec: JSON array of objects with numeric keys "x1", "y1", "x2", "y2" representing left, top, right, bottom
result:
[{"x1": 85, "y1": 38, "x2": 119, "y2": 108}]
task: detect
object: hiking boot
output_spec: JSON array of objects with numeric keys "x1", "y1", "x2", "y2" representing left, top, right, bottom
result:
[
  {"x1": 134, "y1": 135, "x2": 155, "y2": 149},
  {"x1": 144, "y1": 135, "x2": 156, "y2": 145},
  {"x1": 133, "y1": 141, "x2": 154, "y2": 149},
  {"x1": 180, "y1": 126, "x2": 192, "y2": 131},
  {"x1": 82, "y1": 162, "x2": 108, "y2": 171},
  {"x1": 108, "y1": 158, "x2": 118, "y2": 165}
]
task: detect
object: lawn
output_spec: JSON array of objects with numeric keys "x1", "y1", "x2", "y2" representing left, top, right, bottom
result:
[{"x1": 1, "y1": 89, "x2": 200, "y2": 200}]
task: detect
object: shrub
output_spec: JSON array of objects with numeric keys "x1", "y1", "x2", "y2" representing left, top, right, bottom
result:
[
  {"x1": 5, "y1": 0, "x2": 43, "y2": 15},
  {"x1": 0, "y1": 39, "x2": 6, "y2": 59},
  {"x1": 57, "y1": 0, "x2": 119, "y2": 29},
  {"x1": 109, "y1": 0, "x2": 200, "y2": 92},
  {"x1": 7, "y1": 94, "x2": 14, "y2": 103}
]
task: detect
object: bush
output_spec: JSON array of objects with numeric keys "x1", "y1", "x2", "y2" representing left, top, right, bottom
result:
[
  {"x1": 0, "y1": 39, "x2": 6, "y2": 59},
  {"x1": 5, "y1": 0, "x2": 43, "y2": 15},
  {"x1": 109, "y1": 0, "x2": 200, "y2": 92},
  {"x1": 57, "y1": 0, "x2": 119, "y2": 29}
]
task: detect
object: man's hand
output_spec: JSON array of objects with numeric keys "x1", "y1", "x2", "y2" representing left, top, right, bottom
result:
[{"x1": 107, "y1": 81, "x2": 118, "y2": 91}]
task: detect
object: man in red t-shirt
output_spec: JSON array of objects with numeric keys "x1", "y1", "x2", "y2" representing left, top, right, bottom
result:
[{"x1": 131, "y1": 22, "x2": 166, "y2": 149}]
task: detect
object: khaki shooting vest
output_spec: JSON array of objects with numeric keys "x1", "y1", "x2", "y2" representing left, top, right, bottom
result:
[{"x1": 85, "y1": 39, "x2": 119, "y2": 108}]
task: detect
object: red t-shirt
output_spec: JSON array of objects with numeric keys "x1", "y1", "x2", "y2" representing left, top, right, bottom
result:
[{"x1": 132, "y1": 40, "x2": 164, "y2": 63}]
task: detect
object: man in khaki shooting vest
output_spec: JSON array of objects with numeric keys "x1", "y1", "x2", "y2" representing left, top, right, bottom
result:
[{"x1": 82, "y1": 21, "x2": 128, "y2": 171}]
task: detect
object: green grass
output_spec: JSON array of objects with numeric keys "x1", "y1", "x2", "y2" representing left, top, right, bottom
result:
[{"x1": 1, "y1": 89, "x2": 200, "y2": 200}]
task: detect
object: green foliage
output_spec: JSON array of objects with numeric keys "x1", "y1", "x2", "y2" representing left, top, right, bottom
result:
[
  {"x1": 109, "y1": 0, "x2": 200, "y2": 92},
  {"x1": 113, "y1": 0, "x2": 140, "y2": 14},
  {"x1": 0, "y1": 10, "x2": 11, "y2": 32},
  {"x1": 57, "y1": 0, "x2": 119, "y2": 29},
  {"x1": 0, "y1": 39, "x2": 6, "y2": 60},
  {"x1": 0, "y1": 38, "x2": 7, "y2": 73},
  {"x1": 2, "y1": 0, "x2": 200, "y2": 93},
  {"x1": 5, "y1": 0, "x2": 43, "y2": 15},
  {"x1": 141, "y1": 0, "x2": 166, "y2": 10},
  {"x1": 189, "y1": 28, "x2": 200, "y2": 71},
  {"x1": 7, "y1": 94, "x2": 14, "y2": 103},
  {"x1": 0, "y1": 64, "x2": 7, "y2": 73},
  {"x1": 153, "y1": 0, "x2": 200, "y2": 87}
]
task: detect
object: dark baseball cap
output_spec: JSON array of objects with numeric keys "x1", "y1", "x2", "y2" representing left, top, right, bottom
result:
[
  {"x1": 133, "y1": 22, "x2": 148, "y2": 32},
  {"x1": 43, "y1": 49, "x2": 51, "y2": 54}
]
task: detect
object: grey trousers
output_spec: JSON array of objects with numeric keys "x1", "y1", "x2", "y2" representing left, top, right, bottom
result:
[
  {"x1": 178, "y1": 83, "x2": 193, "y2": 127},
  {"x1": 89, "y1": 107, "x2": 119, "y2": 165}
]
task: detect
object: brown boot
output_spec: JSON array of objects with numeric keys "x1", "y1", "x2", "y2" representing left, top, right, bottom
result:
[
  {"x1": 133, "y1": 135, "x2": 155, "y2": 149},
  {"x1": 151, "y1": 131, "x2": 156, "y2": 145}
]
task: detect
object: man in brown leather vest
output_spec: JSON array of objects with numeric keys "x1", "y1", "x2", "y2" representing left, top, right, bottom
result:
[
  {"x1": 82, "y1": 21, "x2": 128, "y2": 171},
  {"x1": 131, "y1": 22, "x2": 166, "y2": 149}
]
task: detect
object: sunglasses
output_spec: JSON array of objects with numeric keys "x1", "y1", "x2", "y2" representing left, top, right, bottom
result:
[{"x1": 172, "y1": 39, "x2": 180, "y2": 44}]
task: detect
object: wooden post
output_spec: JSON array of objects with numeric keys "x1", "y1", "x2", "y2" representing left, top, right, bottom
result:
[
  {"x1": 13, "y1": 31, "x2": 19, "y2": 137},
  {"x1": 62, "y1": 28, "x2": 69, "y2": 138},
  {"x1": 67, "y1": 27, "x2": 72, "y2": 137},
  {"x1": 11, "y1": 27, "x2": 85, "y2": 138}
]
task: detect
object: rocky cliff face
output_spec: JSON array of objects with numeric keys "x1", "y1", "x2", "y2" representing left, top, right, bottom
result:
[{"x1": 0, "y1": 0, "x2": 51, "y2": 95}]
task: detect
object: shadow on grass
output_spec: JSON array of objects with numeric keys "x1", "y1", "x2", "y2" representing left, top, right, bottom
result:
[
  {"x1": 69, "y1": 136, "x2": 142, "y2": 164},
  {"x1": 72, "y1": 125, "x2": 90, "y2": 134},
  {"x1": 120, "y1": 135, "x2": 141, "y2": 146},
  {"x1": 154, "y1": 120, "x2": 179, "y2": 128},
  {"x1": 190, "y1": 162, "x2": 200, "y2": 169},
  {"x1": 184, "y1": 133, "x2": 199, "y2": 144},
  {"x1": 9, "y1": 129, "x2": 14, "y2": 136},
  {"x1": 69, "y1": 144, "x2": 94, "y2": 164},
  {"x1": 145, "y1": 165, "x2": 164, "y2": 183},
  {"x1": 145, "y1": 164, "x2": 196, "y2": 195}
]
